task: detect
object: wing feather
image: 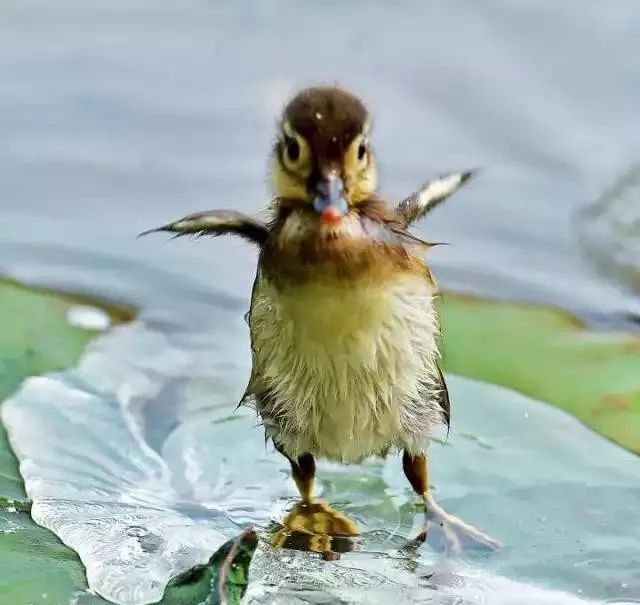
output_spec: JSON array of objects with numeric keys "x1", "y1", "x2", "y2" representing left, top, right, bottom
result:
[
  {"x1": 139, "y1": 209, "x2": 269, "y2": 245},
  {"x1": 435, "y1": 363, "x2": 451, "y2": 430},
  {"x1": 395, "y1": 171, "x2": 475, "y2": 227}
]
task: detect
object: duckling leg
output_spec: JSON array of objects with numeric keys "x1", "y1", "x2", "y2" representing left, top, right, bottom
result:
[
  {"x1": 275, "y1": 442, "x2": 316, "y2": 503},
  {"x1": 290, "y1": 453, "x2": 316, "y2": 503},
  {"x1": 402, "y1": 451, "x2": 500, "y2": 552}
]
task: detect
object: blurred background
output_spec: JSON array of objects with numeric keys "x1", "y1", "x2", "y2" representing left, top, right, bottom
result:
[
  {"x1": 2, "y1": 2, "x2": 640, "y2": 604},
  {"x1": 2, "y1": 0, "x2": 640, "y2": 322}
]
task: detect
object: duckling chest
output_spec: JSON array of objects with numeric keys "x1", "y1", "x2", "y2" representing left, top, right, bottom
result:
[{"x1": 247, "y1": 273, "x2": 441, "y2": 461}]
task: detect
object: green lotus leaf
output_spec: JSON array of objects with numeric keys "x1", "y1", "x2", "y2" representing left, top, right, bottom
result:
[
  {"x1": 439, "y1": 293, "x2": 640, "y2": 453},
  {"x1": 1, "y1": 278, "x2": 638, "y2": 605},
  {"x1": 0, "y1": 279, "x2": 132, "y2": 605},
  {"x1": 0, "y1": 279, "x2": 254, "y2": 605},
  {"x1": 161, "y1": 529, "x2": 258, "y2": 605}
]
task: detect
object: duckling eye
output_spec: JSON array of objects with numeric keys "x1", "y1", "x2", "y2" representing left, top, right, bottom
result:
[
  {"x1": 357, "y1": 140, "x2": 367, "y2": 161},
  {"x1": 284, "y1": 136, "x2": 300, "y2": 162}
]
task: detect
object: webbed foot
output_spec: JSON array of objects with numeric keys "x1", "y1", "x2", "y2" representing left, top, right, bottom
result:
[{"x1": 418, "y1": 493, "x2": 501, "y2": 553}]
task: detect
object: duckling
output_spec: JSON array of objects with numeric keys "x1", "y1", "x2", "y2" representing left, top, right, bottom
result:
[{"x1": 141, "y1": 86, "x2": 498, "y2": 551}]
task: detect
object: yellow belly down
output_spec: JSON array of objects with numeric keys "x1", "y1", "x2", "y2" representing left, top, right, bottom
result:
[{"x1": 247, "y1": 273, "x2": 445, "y2": 463}]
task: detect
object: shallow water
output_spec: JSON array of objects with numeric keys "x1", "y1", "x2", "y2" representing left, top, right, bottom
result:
[
  {"x1": 1, "y1": 1, "x2": 640, "y2": 604},
  {"x1": 5, "y1": 318, "x2": 640, "y2": 603}
]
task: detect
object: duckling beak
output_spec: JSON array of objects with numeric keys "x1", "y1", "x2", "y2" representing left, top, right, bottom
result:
[{"x1": 312, "y1": 176, "x2": 349, "y2": 225}]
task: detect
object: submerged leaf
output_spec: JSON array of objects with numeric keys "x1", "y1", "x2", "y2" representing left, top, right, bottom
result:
[
  {"x1": 0, "y1": 279, "x2": 131, "y2": 605},
  {"x1": 2, "y1": 281, "x2": 640, "y2": 605},
  {"x1": 164, "y1": 528, "x2": 258, "y2": 605},
  {"x1": 1, "y1": 315, "x2": 270, "y2": 605},
  {"x1": 0, "y1": 509, "x2": 89, "y2": 605},
  {"x1": 4, "y1": 303, "x2": 640, "y2": 604}
]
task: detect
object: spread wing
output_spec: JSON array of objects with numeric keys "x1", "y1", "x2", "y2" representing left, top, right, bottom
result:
[
  {"x1": 138, "y1": 209, "x2": 269, "y2": 246},
  {"x1": 395, "y1": 171, "x2": 474, "y2": 228}
]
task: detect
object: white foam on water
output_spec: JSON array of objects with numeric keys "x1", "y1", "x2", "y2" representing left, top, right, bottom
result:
[
  {"x1": 66, "y1": 305, "x2": 111, "y2": 331},
  {"x1": 244, "y1": 546, "x2": 602, "y2": 605}
]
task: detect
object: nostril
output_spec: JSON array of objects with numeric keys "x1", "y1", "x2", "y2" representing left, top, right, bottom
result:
[
  {"x1": 315, "y1": 176, "x2": 343, "y2": 200},
  {"x1": 327, "y1": 137, "x2": 341, "y2": 160}
]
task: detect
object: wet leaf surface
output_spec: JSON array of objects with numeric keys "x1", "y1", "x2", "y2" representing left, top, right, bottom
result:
[
  {"x1": 2, "y1": 290, "x2": 640, "y2": 604},
  {"x1": 0, "y1": 279, "x2": 131, "y2": 605},
  {"x1": 439, "y1": 294, "x2": 640, "y2": 454}
]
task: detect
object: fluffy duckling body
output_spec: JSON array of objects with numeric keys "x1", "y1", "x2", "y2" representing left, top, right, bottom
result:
[{"x1": 142, "y1": 86, "x2": 498, "y2": 551}]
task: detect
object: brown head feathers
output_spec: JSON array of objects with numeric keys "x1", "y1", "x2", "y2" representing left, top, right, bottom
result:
[{"x1": 282, "y1": 86, "x2": 369, "y2": 155}]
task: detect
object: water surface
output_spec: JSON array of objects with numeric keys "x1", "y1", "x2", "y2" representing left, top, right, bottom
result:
[{"x1": 1, "y1": 1, "x2": 640, "y2": 603}]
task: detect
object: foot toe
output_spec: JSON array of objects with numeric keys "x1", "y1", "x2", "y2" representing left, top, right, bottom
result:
[{"x1": 422, "y1": 502, "x2": 501, "y2": 553}]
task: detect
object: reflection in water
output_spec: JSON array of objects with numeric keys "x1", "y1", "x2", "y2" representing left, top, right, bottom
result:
[
  {"x1": 269, "y1": 500, "x2": 360, "y2": 561},
  {"x1": 576, "y1": 164, "x2": 640, "y2": 297}
]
